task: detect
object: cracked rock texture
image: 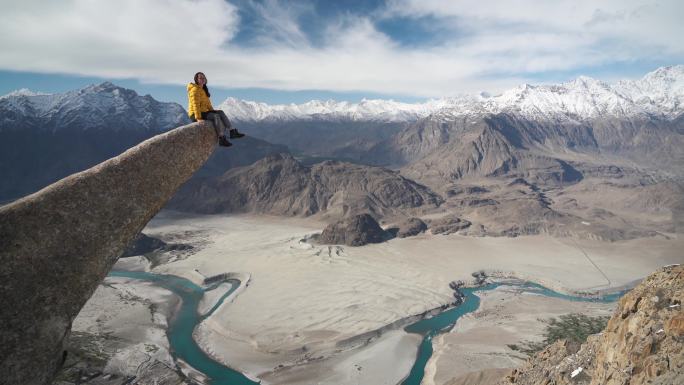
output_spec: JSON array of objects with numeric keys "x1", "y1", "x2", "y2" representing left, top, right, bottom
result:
[
  {"x1": 498, "y1": 264, "x2": 684, "y2": 385},
  {"x1": 0, "y1": 122, "x2": 217, "y2": 385}
]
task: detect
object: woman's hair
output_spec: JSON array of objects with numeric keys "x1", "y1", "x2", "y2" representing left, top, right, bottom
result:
[{"x1": 193, "y1": 72, "x2": 211, "y2": 98}]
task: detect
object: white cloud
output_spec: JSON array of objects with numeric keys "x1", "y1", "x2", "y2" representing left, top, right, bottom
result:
[
  {"x1": 247, "y1": 0, "x2": 312, "y2": 47},
  {"x1": 384, "y1": 0, "x2": 684, "y2": 63},
  {"x1": 0, "y1": 0, "x2": 239, "y2": 80},
  {"x1": 0, "y1": 0, "x2": 681, "y2": 98}
]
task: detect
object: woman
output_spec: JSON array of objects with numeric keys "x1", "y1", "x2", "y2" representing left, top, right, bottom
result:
[{"x1": 187, "y1": 72, "x2": 245, "y2": 147}]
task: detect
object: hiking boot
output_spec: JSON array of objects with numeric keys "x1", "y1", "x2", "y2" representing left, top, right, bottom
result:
[
  {"x1": 218, "y1": 136, "x2": 232, "y2": 147},
  {"x1": 229, "y1": 128, "x2": 245, "y2": 139}
]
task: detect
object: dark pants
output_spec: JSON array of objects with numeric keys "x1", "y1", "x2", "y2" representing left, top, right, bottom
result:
[{"x1": 192, "y1": 110, "x2": 233, "y2": 137}]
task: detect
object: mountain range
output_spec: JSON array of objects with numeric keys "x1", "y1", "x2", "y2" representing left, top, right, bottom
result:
[
  {"x1": 2, "y1": 66, "x2": 682, "y2": 240},
  {"x1": 169, "y1": 153, "x2": 442, "y2": 220},
  {"x1": 0, "y1": 83, "x2": 285, "y2": 201},
  {"x1": 212, "y1": 66, "x2": 683, "y2": 239},
  {"x1": 220, "y1": 66, "x2": 684, "y2": 123},
  {"x1": 220, "y1": 66, "x2": 684, "y2": 170}
]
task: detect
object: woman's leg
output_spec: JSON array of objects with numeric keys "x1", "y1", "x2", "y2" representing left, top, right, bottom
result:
[
  {"x1": 215, "y1": 110, "x2": 245, "y2": 138},
  {"x1": 215, "y1": 110, "x2": 233, "y2": 130},
  {"x1": 204, "y1": 111, "x2": 226, "y2": 137},
  {"x1": 199, "y1": 112, "x2": 231, "y2": 146}
]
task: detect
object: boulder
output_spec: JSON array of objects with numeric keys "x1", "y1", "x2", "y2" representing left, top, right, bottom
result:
[
  {"x1": 319, "y1": 213, "x2": 388, "y2": 246},
  {"x1": 429, "y1": 216, "x2": 472, "y2": 235},
  {"x1": 120, "y1": 233, "x2": 167, "y2": 257},
  {"x1": 395, "y1": 217, "x2": 428, "y2": 238},
  {"x1": 120, "y1": 232, "x2": 193, "y2": 260}
]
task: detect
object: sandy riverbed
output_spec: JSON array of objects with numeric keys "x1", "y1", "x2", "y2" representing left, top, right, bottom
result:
[
  {"x1": 71, "y1": 275, "x2": 179, "y2": 377},
  {"x1": 423, "y1": 285, "x2": 616, "y2": 385},
  {"x1": 128, "y1": 210, "x2": 682, "y2": 383}
]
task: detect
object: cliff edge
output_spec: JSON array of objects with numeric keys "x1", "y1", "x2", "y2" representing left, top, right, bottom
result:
[{"x1": 0, "y1": 121, "x2": 217, "y2": 385}]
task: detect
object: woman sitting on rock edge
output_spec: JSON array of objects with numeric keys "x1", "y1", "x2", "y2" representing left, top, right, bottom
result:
[{"x1": 187, "y1": 72, "x2": 245, "y2": 147}]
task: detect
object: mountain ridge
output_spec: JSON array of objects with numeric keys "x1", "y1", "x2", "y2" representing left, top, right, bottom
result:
[
  {"x1": 4, "y1": 66, "x2": 682, "y2": 125},
  {"x1": 0, "y1": 83, "x2": 288, "y2": 201},
  {"x1": 216, "y1": 65, "x2": 684, "y2": 123},
  {"x1": 0, "y1": 81, "x2": 187, "y2": 132},
  {"x1": 168, "y1": 153, "x2": 443, "y2": 220}
]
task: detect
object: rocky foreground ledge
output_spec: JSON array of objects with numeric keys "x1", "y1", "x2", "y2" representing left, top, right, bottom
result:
[
  {"x1": 0, "y1": 122, "x2": 217, "y2": 385},
  {"x1": 498, "y1": 264, "x2": 683, "y2": 385}
]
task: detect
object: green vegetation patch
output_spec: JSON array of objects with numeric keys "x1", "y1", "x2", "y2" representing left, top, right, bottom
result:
[{"x1": 510, "y1": 313, "x2": 609, "y2": 355}]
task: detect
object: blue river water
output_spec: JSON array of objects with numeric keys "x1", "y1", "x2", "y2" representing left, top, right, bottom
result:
[
  {"x1": 401, "y1": 282, "x2": 623, "y2": 385},
  {"x1": 108, "y1": 271, "x2": 623, "y2": 385},
  {"x1": 108, "y1": 270, "x2": 259, "y2": 385}
]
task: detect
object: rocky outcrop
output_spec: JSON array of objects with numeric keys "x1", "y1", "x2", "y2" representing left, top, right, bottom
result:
[
  {"x1": 121, "y1": 233, "x2": 168, "y2": 257},
  {"x1": 319, "y1": 213, "x2": 389, "y2": 246},
  {"x1": 429, "y1": 216, "x2": 472, "y2": 235},
  {"x1": 169, "y1": 153, "x2": 443, "y2": 219},
  {"x1": 0, "y1": 121, "x2": 218, "y2": 385},
  {"x1": 120, "y1": 233, "x2": 193, "y2": 259},
  {"x1": 498, "y1": 264, "x2": 684, "y2": 385},
  {"x1": 394, "y1": 217, "x2": 428, "y2": 238}
]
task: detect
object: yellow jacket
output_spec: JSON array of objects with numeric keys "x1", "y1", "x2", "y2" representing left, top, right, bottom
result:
[{"x1": 187, "y1": 83, "x2": 214, "y2": 120}]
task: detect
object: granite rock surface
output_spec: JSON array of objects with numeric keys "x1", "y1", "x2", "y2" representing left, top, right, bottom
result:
[
  {"x1": 0, "y1": 121, "x2": 217, "y2": 385},
  {"x1": 498, "y1": 264, "x2": 684, "y2": 385}
]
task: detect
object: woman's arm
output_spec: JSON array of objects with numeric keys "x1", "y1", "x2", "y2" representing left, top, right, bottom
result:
[{"x1": 188, "y1": 86, "x2": 204, "y2": 121}]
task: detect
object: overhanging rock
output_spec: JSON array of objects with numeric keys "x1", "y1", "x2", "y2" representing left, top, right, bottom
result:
[{"x1": 0, "y1": 121, "x2": 217, "y2": 385}]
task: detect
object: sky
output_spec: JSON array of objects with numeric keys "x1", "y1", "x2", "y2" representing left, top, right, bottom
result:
[{"x1": 0, "y1": 0, "x2": 682, "y2": 106}]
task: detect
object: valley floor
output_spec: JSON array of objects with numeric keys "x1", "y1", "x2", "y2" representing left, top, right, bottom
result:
[
  {"x1": 424, "y1": 286, "x2": 616, "y2": 385},
  {"x1": 77, "y1": 210, "x2": 683, "y2": 384}
]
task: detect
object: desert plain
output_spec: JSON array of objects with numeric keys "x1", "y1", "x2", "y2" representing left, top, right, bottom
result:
[{"x1": 71, "y1": 209, "x2": 683, "y2": 384}]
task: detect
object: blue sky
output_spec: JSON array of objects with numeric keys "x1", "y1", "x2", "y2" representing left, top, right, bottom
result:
[{"x1": 1, "y1": 0, "x2": 682, "y2": 106}]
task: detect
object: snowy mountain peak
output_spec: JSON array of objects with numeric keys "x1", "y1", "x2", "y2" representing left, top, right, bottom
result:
[
  {"x1": 644, "y1": 65, "x2": 684, "y2": 80},
  {"x1": 219, "y1": 66, "x2": 684, "y2": 123},
  {"x1": 0, "y1": 88, "x2": 50, "y2": 99},
  {"x1": 638, "y1": 65, "x2": 684, "y2": 94},
  {"x1": 0, "y1": 83, "x2": 188, "y2": 132},
  {"x1": 86, "y1": 81, "x2": 118, "y2": 91},
  {"x1": 218, "y1": 96, "x2": 447, "y2": 123},
  {"x1": 567, "y1": 75, "x2": 609, "y2": 90},
  {"x1": 79, "y1": 82, "x2": 144, "y2": 99}
]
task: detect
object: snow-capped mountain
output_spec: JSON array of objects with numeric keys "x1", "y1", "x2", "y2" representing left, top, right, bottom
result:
[
  {"x1": 0, "y1": 88, "x2": 49, "y2": 99},
  {"x1": 0, "y1": 82, "x2": 188, "y2": 132},
  {"x1": 0, "y1": 82, "x2": 288, "y2": 202},
  {"x1": 0, "y1": 82, "x2": 191, "y2": 200},
  {"x1": 370, "y1": 67, "x2": 684, "y2": 182},
  {"x1": 219, "y1": 97, "x2": 453, "y2": 123},
  {"x1": 220, "y1": 65, "x2": 684, "y2": 123},
  {"x1": 434, "y1": 65, "x2": 684, "y2": 121}
]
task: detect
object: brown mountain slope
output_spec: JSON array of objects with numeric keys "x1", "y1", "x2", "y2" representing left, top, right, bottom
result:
[{"x1": 169, "y1": 153, "x2": 442, "y2": 220}]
